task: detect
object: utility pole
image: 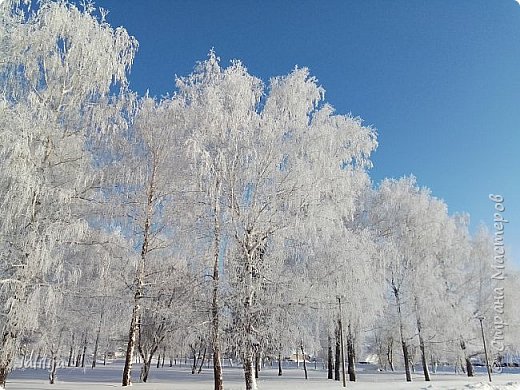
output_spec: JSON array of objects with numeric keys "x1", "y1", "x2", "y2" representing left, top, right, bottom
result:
[
  {"x1": 337, "y1": 296, "x2": 346, "y2": 388},
  {"x1": 477, "y1": 314, "x2": 492, "y2": 382}
]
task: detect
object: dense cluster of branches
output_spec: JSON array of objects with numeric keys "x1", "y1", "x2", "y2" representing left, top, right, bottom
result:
[{"x1": 1, "y1": 2, "x2": 518, "y2": 390}]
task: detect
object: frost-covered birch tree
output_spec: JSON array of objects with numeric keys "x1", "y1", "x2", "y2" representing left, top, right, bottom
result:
[
  {"x1": 109, "y1": 96, "x2": 192, "y2": 386},
  {"x1": 368, "y1": 176, "x2": 455, "y2": 382},
  {"x1": 426, "y1": 215, "x2": 476, "y2": 375},
  {"x1": 180, "y1": 52, "x2": 376, "y2": 390},
  {"x1": 178, "y1": 53, "x2": 264, "y2": 390},
  {"x1": 0, "y1": 1, "x2": 136, "y2": 387}
]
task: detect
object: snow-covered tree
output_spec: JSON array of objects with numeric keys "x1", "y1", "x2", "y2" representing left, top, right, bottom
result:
[
  {"x1": 106, "y1": 96, "x2": 192, "y2": 386},
  {"x1": 179, "y1": 52, "x2": 376, "y2": 390},
  {"x1": 0, "y1": 1, "x2": 136, "y2": 387},
  {"x1": 368, "y1": 176, "x2": 456, "y2": 382},
  {"x1": 136, "y1": 254, "x2": 195, "y2": 382}
]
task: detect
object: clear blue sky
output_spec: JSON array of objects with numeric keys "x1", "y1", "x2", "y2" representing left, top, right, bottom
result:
[{"x1": 95, "y1": 0, "x2": 519, "y2": 265}]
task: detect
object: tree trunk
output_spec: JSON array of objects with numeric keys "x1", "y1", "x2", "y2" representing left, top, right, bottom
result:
[
  {"x1": 393, "y1": 285, "x2": 411, "y2": 382},
  {"x1": 334, "y1": 324, "x2": 340, "y2": 381},
  {"x1": 138, "y1": 338, "x2": 163, "y2": 384},
  {"x1": 414, "y1": 298, "x2": 430, "y2": 381},
  {"x1": 81, "y1": 333, "x2": 87, "y2": 368},
  {"x1": 49, "y1": 357, "x2": 57, "y2": 384},
  {"x1": 157, "y1": 353, "x2": 161, "y2": 369},
  {"x1": 92, "y1": 314, "x2": 103, "y2": 369},
  {"x1": 75, "y1": 347, "x2": 81, "y2": 367},
  {"x1": 244, "y1": 350, "x2": 257, "y2": 390},
  {"x1": 300, "y1": 340, "x2": 308, "y2": 380},
  {"x1": 278, "y1": 351, "x2": 283, "y2": 376},
  {"x1": 68, "y1": 334, "x2": 74, "y2": 368},
  {"x1": 457, "y1": 356, "x2": 465, "y2": 373},
  {"x1": 387, "y1": 337, "x2": 395, "y2": 371},
  {"x1": 198, "y1": 347, "x2": 206, "y2": 374},
  {"x1": 20, "y1": 348, "x2": 26, "y2": 369},
  {"x1": 401, "y1": 340, "x2": 411, "y2": 381},
  {"x1": 212, "y1": 343, "x2": 223, "y2": 389},
  {"x1": 430, "y1": 354, "x2": 437, "y2": 373},
  {"x1": 243, "y1": 322, "x2": 257, "y2": 390},
  {"x1": 327, "y1": 334, "x2": 333, "y2": 379},
  {"x1": 0, "y1": 262, "x2": 25, "y2": 387},
  {"x1": 374, "y1": 335, "x2": 384, "y2": 370},
  {"x1": 26, "y1": 349, "x2": 34, "y2": 369},
  {"x1": 254, "y1": 348, "x2": 260, "y2": 379},
  {"x1": 0, "y1": 365, "x2": 8, "y2": 389},
  {"x1": 410, "y1": 349, "x2": 416, "y2": 373},
  {"x1": 140, "y1": 356, "x2": 152, "y2": 383},
  {"x1": 347, "y1": 323, "x2": 356, "y2": 382},
  {"x1": 418, "y1": 332, "x2": 430, "y2": 381},
  {"x1": 122, "y1": 159, "x2": 156, "y2": 387},
  {"x1": 460, "y1": 339, "x2": 474, "y2": 377},
  {"x1": 49, "y1": 332, "x2": 64, "y2": 384},
  {"x1": 49, "y1": 355, "x2": 58, "y2": 384},
  {"x1": 191, "y1": 346, "x2": 198, "y2": 374},
  {"x1": 37, "y1": 349, "x2": 42, "y2": 369},
  {"x1": 122, "y1": 290, "x2": 141, "y2": 386},
  {"x1": 242, "y1": 250, "x2": 257, "y2": 390},
  {"x1": 211, "y1": 178, "x2": 224, "y2": 390}
]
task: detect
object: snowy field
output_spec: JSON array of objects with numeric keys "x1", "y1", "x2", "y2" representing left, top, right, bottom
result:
[{"x1": 6, "y1": 362, "x2": 520, "y2": 390}]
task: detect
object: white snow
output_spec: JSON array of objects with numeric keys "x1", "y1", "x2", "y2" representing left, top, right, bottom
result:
[{"x1": 6, "y1": 362, "x2": 520, "y2": 390}]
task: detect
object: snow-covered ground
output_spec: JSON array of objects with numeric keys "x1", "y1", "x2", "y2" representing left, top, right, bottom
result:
[{"x1": 6, "y1": 362, "x2": 520, "y2": 390}]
